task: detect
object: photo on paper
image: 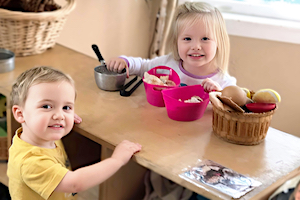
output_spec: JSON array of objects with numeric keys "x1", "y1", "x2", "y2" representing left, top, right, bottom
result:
[{"x1": 179, "y1": 159, "x2": 261, "y2": 199}]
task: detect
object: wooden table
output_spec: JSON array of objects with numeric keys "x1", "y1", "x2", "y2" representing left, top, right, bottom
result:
[{"x1": 1, "y1": 44, "x2": 300, "y2": 200}]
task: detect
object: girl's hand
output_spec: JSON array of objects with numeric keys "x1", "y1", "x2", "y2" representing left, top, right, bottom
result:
[
  {"x1": 74, "y1": 113, "x2": 82, "y2": 124},
  {"x1": 202, "y1": 78, "x2": 222, "y2": 92},
  {"x1": 111, "y1": 140, "x2": 142, "y2": 166},
  {"x1": 107, "y1": 57, "x2": 129, "y2": 78}
]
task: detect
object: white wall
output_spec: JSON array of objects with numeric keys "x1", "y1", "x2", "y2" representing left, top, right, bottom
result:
[{"x1": 57, "y1": 0, "x2": 161, "y2": 61}]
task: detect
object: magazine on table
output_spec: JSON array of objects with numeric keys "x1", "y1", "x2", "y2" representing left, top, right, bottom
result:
[{"x1": 179, "y1": 159, "x2": 261, "y2": 199}]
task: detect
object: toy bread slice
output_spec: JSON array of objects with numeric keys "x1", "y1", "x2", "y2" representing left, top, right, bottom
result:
[
  {"x1": 209, "y1": 92, "x2": 224, "y2": 110},
  {"x1": 252, "y1": 89, "x2": 281, "y2": 103},
  {"x1": 218, "y1": 95, "x2": 245, "y2": 113}
]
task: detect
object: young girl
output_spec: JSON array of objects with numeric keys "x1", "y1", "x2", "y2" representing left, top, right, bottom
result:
[
  {"x1": 8, "y1": 66, "x2": 141, "y2": 200},
  {"x1": 107, "y1": 1, "x2": 236, "y2": 92}
]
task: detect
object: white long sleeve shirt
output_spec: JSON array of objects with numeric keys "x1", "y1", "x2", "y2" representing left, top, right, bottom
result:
[{"x1": 121, "y1": 54, "x2": 236, "y2": 89}]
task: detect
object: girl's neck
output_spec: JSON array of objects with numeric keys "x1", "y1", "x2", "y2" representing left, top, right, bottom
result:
[{"x1": 181, "y1": 61, "x2": 218, "y2": 76}]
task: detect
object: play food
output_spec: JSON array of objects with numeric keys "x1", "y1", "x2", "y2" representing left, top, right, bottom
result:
[
  {"x1": 252, "y1": 89, "x2": 281, "y2": 103},
  {"x1": 246, "y1": 103, "x2": 276, "y2": 113},
  {"x1": 162, "y1": 85, "x2": 209, "y2": 121},
  {"x1": 221, "y1": 86, "x2": 247, "y2": 106},
  {"x1": 143, "y1": 66, "x2": 180, "y2": 107}
]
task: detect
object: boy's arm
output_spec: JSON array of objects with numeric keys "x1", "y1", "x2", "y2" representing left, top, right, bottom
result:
[{"x1": 55, "y1": 140, "x2": 141, "y2": 193}]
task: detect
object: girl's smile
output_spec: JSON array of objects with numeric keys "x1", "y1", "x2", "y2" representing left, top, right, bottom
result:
[{"x1": 177, "y1": 20, "x2": 217, "y2": 76}]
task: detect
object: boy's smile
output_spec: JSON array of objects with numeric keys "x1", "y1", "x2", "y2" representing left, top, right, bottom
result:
[{"x1": 18, "y1": 81, "x2": 75, "y2": 148}]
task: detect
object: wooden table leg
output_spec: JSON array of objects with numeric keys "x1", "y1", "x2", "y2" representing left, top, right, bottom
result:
[{"x1": 99, "y1": 146, "x2": 147, "y2": 200}]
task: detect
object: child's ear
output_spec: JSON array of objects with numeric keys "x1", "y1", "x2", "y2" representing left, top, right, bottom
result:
[{"x1": 12, "y1": 105, "x2": 25, "y2": 123}]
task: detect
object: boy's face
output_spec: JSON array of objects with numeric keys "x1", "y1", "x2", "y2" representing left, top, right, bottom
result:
[
  {"x1": 16, "y1": 81, "x2": 75, "y2": 147},
  {"x1": 177, "y1": 20, "x2": 217, "y2": 75}
]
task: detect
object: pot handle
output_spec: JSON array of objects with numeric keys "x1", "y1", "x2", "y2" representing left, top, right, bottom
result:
[{"x1": 92, "y1": 44, "x2": 105, "y2": 65}]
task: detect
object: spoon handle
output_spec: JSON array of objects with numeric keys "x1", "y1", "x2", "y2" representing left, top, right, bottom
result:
[{"x1": 92, "y1": 44, "x2": 105, "y2": 65}]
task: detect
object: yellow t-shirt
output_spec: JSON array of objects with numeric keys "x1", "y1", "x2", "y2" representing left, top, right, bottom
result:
[{"x1": 7, "y1": 128, "x2": 77, "y2": 200}]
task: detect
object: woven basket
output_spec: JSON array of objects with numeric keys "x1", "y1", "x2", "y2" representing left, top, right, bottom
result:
[
  {"x1": 211, "y1": 101, "x2": 277, "y2": 145},
  {"x1": 0, "y1": 0, "x2": 76, "y2": 57}
]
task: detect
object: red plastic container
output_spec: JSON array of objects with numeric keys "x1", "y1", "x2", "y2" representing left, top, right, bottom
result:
[
  {"x1": 162, "y1": 85, "x2": 209, "y2": 121},
  {"x1": 143, "y1": 66, "x2": 180, "y2": 107}
]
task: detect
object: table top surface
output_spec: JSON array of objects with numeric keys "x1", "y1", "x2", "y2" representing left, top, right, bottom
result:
[{"x1": 1, "y1": 45, "x2": 300, "y2": 200}]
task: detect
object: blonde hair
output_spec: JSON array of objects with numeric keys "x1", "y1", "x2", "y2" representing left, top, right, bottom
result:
[
  {"x1": 168, "y1": 2, "x2": 230, "y2": 73},
  {"x1": 11, "y1": 66, "x2": 75, "y2": 107},
  {"x1": 289, "y1": 180, "x2": 300, "y2": 200}
]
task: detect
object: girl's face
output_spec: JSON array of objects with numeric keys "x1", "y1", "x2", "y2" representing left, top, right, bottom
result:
[
  {"x1": 177, "y1": 20, "x2": 217, "y2": 76},
  {"x1": 18, "y1": 81, "x2": 75, "y2": 148},
  {"x1": 295, "y1": 183, "x2": 300, "y2": 200}
]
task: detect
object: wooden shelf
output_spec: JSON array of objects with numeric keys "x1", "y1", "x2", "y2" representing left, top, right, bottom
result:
[{"x1": 0, "y1": 161, "x2": 8, "y2": 186}]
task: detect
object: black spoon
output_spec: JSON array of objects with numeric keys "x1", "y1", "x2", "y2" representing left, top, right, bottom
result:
[{"x1": 92, "y1": 44, "x2": 105, "y2": 65}]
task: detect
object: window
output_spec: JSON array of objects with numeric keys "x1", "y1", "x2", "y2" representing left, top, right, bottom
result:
[
  {"x1": 178, "y1": 0, "x2": 300, "y2": 44},
  {"x1": 191, "y1": 0, "x2": 300, "y2": 22}
]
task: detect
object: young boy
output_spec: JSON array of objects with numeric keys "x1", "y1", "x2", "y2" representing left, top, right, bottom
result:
[{"x1": 7, "y1": 66, "x2": 142, "y2": 199}]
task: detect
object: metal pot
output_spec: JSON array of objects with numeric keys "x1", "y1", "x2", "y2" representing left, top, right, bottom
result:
[
  {"x1": 94, "y1": 65, "x2": 127, "y2": 91},
  {"x1": 92, "y1": 44, "x2": 142, "y2": 94},
  {"x1": 0, "y1": 48, "x2": 15, "y2": 73},
  {"x1": 92, "y1": 44, "x2": 127, "y2": 91}
]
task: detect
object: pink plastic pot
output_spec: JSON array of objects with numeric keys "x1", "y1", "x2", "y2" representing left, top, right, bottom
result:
[
  {"x1": 143, "y1": 66, "x2": 180, "y2": 107},
  {"x1": 162, "y1": 85, "x2": 209, "y2": 121}
]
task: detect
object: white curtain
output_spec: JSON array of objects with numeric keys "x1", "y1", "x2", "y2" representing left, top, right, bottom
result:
[{"x1": 149, "y1": 0, "x2": 178, "y2": 59}]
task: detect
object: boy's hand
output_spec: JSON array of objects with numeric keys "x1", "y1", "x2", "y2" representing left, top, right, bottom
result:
[
  {"x1": 201, "y1": 78, "x2": 222, "y2": 92},
  {"x1": 111, "y1": 140, "x2": 142, "y2": 166},
  {"x1": 107, "y1": 57, "x2": 129, "y2": 78},
  {"x1": 74, "y1": 113, "x2": 82, "y2": 124}
]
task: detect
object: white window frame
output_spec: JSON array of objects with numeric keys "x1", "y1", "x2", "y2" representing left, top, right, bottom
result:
[{"x1": 178, "y1": 0, "x2": 300, "y2": 44}]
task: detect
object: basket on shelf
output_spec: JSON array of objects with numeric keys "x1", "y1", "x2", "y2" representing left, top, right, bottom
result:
[
  {"x1": 0, "y1": 0, "x2": 76, "y2": 57},
  {"x1": 211, "y1": 100, "x2": 277, "y2": 145}
]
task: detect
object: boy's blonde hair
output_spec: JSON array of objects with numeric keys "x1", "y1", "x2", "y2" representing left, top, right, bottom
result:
[
  {"x1": 168, "y1": 2, "x2": 230, "y2": 73},
  {"x1": 11, "y1": 66, "x2": 75, "y2": 107}
]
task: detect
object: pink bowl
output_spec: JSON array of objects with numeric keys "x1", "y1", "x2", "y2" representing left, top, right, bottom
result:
[
  {"x1": 143, "y1": 66, "x2": 180, "y2": 107},
  {"x1": 162, "y1": 85, "x2": 209, "y2": 121}
]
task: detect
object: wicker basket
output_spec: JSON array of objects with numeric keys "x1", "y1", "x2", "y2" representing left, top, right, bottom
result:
[
  {"x1": 211, "y1": 101, "x2": 277, "y2": 145},
  {"x1": 0, "y1": 0, "x2": 76, "y2": 57}
]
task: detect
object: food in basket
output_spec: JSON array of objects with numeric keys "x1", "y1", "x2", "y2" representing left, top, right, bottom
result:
[
  {"x1": 252, "y1": 89, "x2": 281, "y2": 103},
  {"x1": 0, "y1": 0, "x2": 75, "y2": 57},
  {"x1": 221, "y1": 85, "x2": 248, "y2": 107},
  {"x1": 0, "y1": 0, "x2": 61, "y2": 12},
  {"x1": 209, "y1": 86, "x2": 281, "y2": 145},
  {"x1": 143, "y1": 72, "x2": 176, "y2": 86},
  {"x1": 210, "y1": 86, "x2": 281, "y2": 114},
  {"x1": 241, "y1": 87, "x2": 255, "y2": 99},
  {"x1": 179, "y1": 95, "x2": 203, "y2": 103}
]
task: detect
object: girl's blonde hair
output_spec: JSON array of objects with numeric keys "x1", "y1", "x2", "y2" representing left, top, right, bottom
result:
[
  {"x1": 168, "y1": 2, "x2": 230, "y2": 73},
  {"x1": 11, "y1": 66, "x2": 75, "y2": 107}
]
